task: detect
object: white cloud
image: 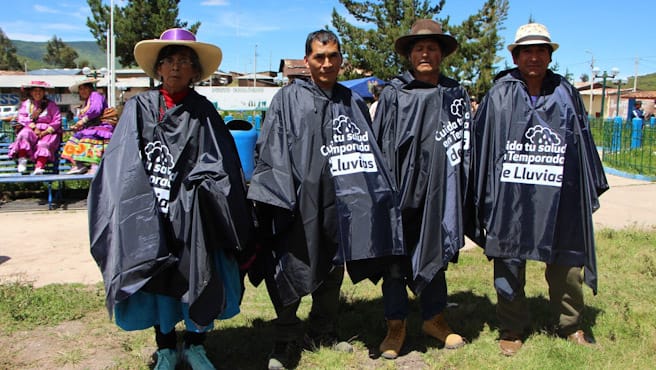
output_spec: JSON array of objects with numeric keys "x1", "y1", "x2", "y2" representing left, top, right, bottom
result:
[
  {"x1": 201, "y1": 0, "x2": 229, "y2": 5},
  {"x1": 33, "y1": 5, "x2": 59, "y2": 14}
]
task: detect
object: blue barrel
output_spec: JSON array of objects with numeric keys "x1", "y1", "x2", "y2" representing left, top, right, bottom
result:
[
  {"x1": 631, "y1": 118, "x2": 643, "y2": 149},
  {"x1": 226, "y1": 119, "x2": 257, "y2": 180},
  {"x1": 255, "y1": 115, "x2": 262, "y2": 131},
  {"x1": 650, "y1": 116, "x2": 655, "y2": 127}
]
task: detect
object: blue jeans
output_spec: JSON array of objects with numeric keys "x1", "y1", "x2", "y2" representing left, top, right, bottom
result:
[{"x1": 382, "y1": 262, "x2": 447, "y2": 321}]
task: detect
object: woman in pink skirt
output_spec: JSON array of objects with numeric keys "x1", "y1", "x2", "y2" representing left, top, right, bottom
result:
[{"x1": 9, "y1": 80, "x2": 62, "y2": 175}]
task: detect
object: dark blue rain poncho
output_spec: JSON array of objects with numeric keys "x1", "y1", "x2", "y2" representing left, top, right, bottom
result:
[
  {"x1": 466, "y1": 69, "x2": 608, "y2": 294},
  {"x1": 372, "y1": 71, "x2": 472, "y2": 294},
  {"x1": 88, "y1": 89, "x2": 255, "y2": 327},
  {"x1": 247, "y1": 78, "x2": 405, "y2": 305}
]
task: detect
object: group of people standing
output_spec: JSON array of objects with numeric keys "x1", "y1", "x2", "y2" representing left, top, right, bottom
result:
[
  {"x1": 9, "y1": 77, "x2": 116, "y2": 175},
  {"x1": 85, "y1": 19, "x2": 607, "y2": 370}
]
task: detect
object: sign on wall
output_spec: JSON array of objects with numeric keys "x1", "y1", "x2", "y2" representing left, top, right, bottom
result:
[{"x1": 197, "y1": 86, "x2": 280, "y2": 111}]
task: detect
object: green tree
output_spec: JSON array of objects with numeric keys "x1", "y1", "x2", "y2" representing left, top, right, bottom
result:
[
  {"x1": 43, "y1": 36, "x2": 79, "y2": 68},
  {"x1": 0, "y1": 27, "x2": 23, "y2": 71},
  {"x1": 331, "y1": 0, "x2": 446, "y2": 80},
  {"x1": 331, "y1": 0, "x2": 509, "y2": 99},
  {"x1": 580, "y1": 73, "x2": 589, "y2": 83},
  {"x1": 444, "y1": 0, "x2": 509, "y2": 99},
  {"x1": 86, "y1": 0, "x2": 200, "y2": 68}
]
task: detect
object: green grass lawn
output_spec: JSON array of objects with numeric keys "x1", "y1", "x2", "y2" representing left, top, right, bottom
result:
[{"x1": 1, "y1": 227, "x2": 655, "y2": 369}]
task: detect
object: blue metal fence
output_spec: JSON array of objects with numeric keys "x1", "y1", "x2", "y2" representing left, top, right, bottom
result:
[{"x1": 590, "y1": 117, "x2": 656, "y2": 177}]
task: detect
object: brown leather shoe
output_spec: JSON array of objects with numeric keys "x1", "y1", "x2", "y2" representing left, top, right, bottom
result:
[
  {"x1": 499, "y1": 332, "x2": 523, "y2": 356},
  {"x1": 422, "y1": 313, "x2": 465, "y2": 349},
  {"x1": 379, "y1": 319, "x2": 406, "y2": 360},
  {"x1": 567, "y1": 330, "x2": 594, "y2": 346}
]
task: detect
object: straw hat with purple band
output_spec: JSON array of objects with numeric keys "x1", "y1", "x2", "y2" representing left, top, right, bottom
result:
[
  {"x1": 21, "y1": 80, "x2": 52, "y2": 90},
  {"x1": 394, "y1": 19, "x2": 458, "y2": 57},
  {"x1": 133, "y1": 28, "x2": 222, "y2": 83},
  {"x1": 69, "y1": 77, "x2": 100, "y2": 93},
  {"x1": 507, "y1": 23, "x2": 559, "y2": 53}
]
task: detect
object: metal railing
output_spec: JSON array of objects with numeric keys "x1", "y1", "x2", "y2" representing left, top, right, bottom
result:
[{"x1": 590, "y1": 117, "x2": 656, "y2": 178}]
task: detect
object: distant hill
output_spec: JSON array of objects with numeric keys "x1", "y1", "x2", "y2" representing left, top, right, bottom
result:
[{"x1": 11, "y1": 40, "x2": 114, "y2": 70}]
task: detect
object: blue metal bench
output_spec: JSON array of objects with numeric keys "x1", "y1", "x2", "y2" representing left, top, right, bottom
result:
[{"x1": 0, "y1": 141, "x2": 94, "y2": 209}]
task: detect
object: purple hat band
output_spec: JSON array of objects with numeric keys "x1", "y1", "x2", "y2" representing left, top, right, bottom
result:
[{"x1": 159, "y1": 28, "x2": 197, "y2": 42}]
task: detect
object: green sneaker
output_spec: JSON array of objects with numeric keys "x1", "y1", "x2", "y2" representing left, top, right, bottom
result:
[
  {"x1": 183, "y1": 344, "x2": 216, "y2": 370},
  {"x1": 153, "y1": 348, "x2": 178, "y2": 370}
]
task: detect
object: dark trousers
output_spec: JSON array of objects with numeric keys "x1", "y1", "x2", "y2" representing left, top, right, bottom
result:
[
  {"x1": 266, "y1": 265, "x2": 344, "y2": 343},
  {"x1": 494, "y1": 258, "x2": 584, "y2": 337},
  {"x1": 382, "y1": 261, "x2": 448, "y2": 321}
]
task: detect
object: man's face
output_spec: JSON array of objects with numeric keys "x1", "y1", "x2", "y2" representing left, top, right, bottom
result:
[
  {"x1": 304, "y1": 40, "x2": 342, "y2": 90},
  {"x1": 409, "y1": 39, "x2": 443, "y2": 80},
  {"x1": 513, "y1": 45, "x2": 552, "y2": 80}
]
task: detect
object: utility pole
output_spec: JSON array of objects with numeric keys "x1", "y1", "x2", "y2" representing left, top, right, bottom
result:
[
  {"x1": 254, "y1": 44, "x2": 257, "y2": 87},
  {"x1": 586, "y1": 50, "x2": 594, "y2": 116},
  {"x1": 633, "y1": 56, "x2": 639, "y2": 92}
]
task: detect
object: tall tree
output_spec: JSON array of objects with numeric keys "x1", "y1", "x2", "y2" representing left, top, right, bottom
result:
[
  {"x1": 331, "y1": 0, "x2": 509, "y2": 99},
  {"x1": 87, "y1": 0, "x2": 200, "y2": 67},
  {"x1": 43, "y1": 35, "x2": 79, "y2": 68},
  {"x1": 0, "y1": 27, "x2": 23, "y2": 71},
  {"x1": 444, "y1": 0, "x2": 509, "y2": 99},
  {"x1": 332, "y1": 0, "x2": 446, "y2": 80}
]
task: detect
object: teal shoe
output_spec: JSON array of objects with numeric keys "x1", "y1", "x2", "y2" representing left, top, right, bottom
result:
[
  {"x1": 183, "y1": 344, "x2": 216, "y2": 370},
  {"x1": 153, "y1": 348, "x2": 178, "y2": 370}
]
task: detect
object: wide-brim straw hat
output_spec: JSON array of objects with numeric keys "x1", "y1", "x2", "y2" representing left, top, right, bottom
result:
[
  {"x1": 507, "y1": 23, "x2": 559, "y2": 53},
  {"x1": 133, "y1": 28, "x2": 222, "y2": 83},
  {"x1": 21, "y1": 80, "x2": 52, "y2": 90},
  {"x1": 69, "y1": 77, "x2": 100, "y2": 93},
  {"x1": 394, "y1": 19, "x2": 458, "y2": 58}
]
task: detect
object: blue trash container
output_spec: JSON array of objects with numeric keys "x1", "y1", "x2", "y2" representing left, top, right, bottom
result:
[
  {"x1": 255, "y1": 115, "x2": 262, "y2": 131},
  {"x1": 650, "y1": 116, "x2": 655, "y2": 127},
  {"x1": 226, "y1": 119, "x2": 258, "y2": 181},
  {"x1": 631, "y1": 118, "x2": 643, "y2": 149}
]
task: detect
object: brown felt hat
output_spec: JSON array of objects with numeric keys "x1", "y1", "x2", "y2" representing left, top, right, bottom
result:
[{"x1": 394, "y1": 19, "x2": 458, "y2": 57}]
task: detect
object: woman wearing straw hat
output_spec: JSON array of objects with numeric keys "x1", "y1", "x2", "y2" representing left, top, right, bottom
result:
[
  {"x1": 9, "y1": 80, "x2": 62, "y2": 175},
  {"x1": 61, "y1": 77, "x2": 116, "y2": 175},
  {"x1": 88, "y1": 28, "x2": 255, "y2": 370}
]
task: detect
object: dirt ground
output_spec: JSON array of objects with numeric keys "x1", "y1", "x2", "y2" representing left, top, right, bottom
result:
[
  {"x1": 0, "y1": 173, "x2": 655, "y2": 369},
  {"x1": 1, "y1": 173, "x2": 654, "y2": 288}
]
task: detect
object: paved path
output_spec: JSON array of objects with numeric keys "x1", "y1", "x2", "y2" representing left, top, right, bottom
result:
[{"x1": 0, "y1": 174, "x2": 654, "y2": 287}]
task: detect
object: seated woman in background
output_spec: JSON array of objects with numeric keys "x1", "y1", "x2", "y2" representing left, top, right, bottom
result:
[
  {"x1": 9, "y1": 80, "x2": 62, "y2": 175},
  {"x1": 61, "y1": 78, "x2": 116, "y2": 175}
]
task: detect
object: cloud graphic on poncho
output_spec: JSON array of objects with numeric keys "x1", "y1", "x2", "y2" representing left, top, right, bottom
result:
[
  {"x1": 332, "y1": 114, "x2": 361, "y2": 135},
  {"x1": 525, "y1": 126, "x2": 561, "y2": 145},
  {"x1": 144, "y1": 141, "x2": 174, "y2": 170},
  {"x1": 450, "y1": 98, "x2": 465, "y2": 118}
]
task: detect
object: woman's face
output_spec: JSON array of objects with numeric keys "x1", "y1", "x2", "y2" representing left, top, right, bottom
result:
[
  {"x1": 78, "y1": 84, "x2": 93, "y2": 100},
  {"x1": 30, "y1": 87, "x2": 45, "y2": 101},
  {"x1": 156, "y1": 49, "x2": 199, "y2": 94}
]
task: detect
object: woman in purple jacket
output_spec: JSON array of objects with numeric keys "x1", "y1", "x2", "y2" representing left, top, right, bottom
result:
[
  {"x1": 61, "y1": 78, "x2": 115, "y2": 175},
  {"x1": 9, "y1": 80, "x2": 62, "y2": 175}
]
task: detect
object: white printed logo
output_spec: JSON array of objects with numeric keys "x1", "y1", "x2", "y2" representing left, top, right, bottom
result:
[
  {"x1": 435, "y1": 98, "x2": 469, "y2": 166},
  {"x1": 320, "y1": 114, "x2": 378, "y2": 176},
  {"x1": 501, "y1": 125, "x2": 566, "y2": 187},
  {"x1": 144, "y1": 141, "x2": 175, "y2": 213}
]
